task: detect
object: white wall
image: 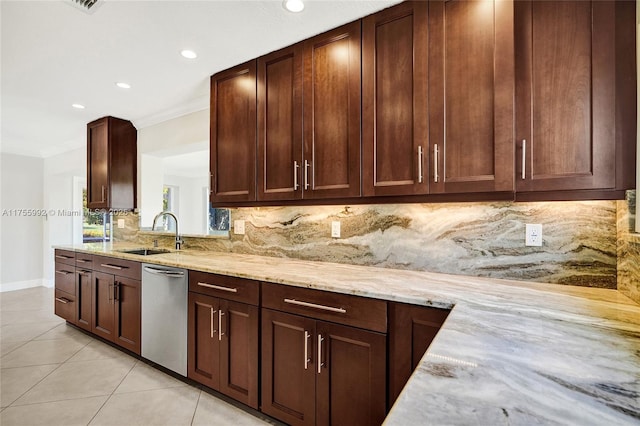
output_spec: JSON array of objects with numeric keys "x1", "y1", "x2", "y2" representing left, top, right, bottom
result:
[
  {"x1": 137, "y1": 109, "x2": 209, "y2": 231},
  {"x1": 41, "y1": 147, "x2": 85, "y2": 286},
  {"x1": 0, "y1": 153, "x2": 45, "y2": 291}
]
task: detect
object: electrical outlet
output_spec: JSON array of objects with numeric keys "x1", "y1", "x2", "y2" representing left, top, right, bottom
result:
[
  {"x1": 234, "y1": 220, "x2": 245, "y2": 235},
  {"x1": 331, "y1": 221, "x2": 341, "y2": 238},
  {"x1": 117, "y1": 219, "x2": 125, "y2": 229},
  {"x1": 525, "y1": 223, "x2": 542, "y2": 246}
]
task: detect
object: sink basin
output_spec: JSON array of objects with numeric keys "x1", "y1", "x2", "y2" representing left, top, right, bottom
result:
[{"x1": 119, "y1": 248, "x2": 171, "y2": 256}]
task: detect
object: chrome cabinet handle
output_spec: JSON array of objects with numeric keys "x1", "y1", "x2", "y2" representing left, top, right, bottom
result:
[
  {"x1": 218, "y1": 310, "x2": 225, "y2": 341},
  {"x1": 304, "y1": 331, "x2": 311, "y2": 370},
  {"x1": 294, "y1": 160, "x2": 300, "y2": 190},
  {"x1": 101, "y1": 185, "x2": 106, "y2": 202},
  {"x1": 304, "y1": 160, "x2": 310, "y2": 190},
  {"x1": 418, "y1": 146, "x2": 424, "y2": 183},
  {"x1": 55, "y1": 297, "x2": 70, "y2": 304},
  {"x1": 55, "y1": 255, "x2": 73, "y2": 260},
  {"x1": 55, "y1": 270, "x2": 72, "y2": 275},
  {"x1": 284, "y1": 298, "x2": 346, "y2": 314},
  {"x1": 210, "y1": 307, "x2": 215, "y2": 338},
  {"x1": 434, "y1": 144, "x2": 439, "y2": 183},
  {"x1": 522, "y1": 139, "x2": 527, "y2": 180},
  {"x1": 197, "y1": 282, "x2": 237, "y2": 293},
  {"x1": 101, "y1": 263, "x2": 125, "y2": 270},
  {"x1": 76, "y1": 259, "x2": 90, "y2": 263},
  {"x1": 77, "y1": 270, "x2": 91, "y2": 276},
  {"x1": 317, "y1": 334, "x2": 324, "y2": 374},
  {"x1": 114, "y1": 282, "x2": 119, "y2": 301}
]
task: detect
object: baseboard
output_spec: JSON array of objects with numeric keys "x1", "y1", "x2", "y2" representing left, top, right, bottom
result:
[{"x1": 0, "y1": 279, "x2": 48, "y2": 292}]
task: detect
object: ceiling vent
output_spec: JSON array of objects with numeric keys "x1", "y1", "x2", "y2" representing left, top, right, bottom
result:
[{"x1": 67, "y1": 0, "x2": 102, "y2": 14}]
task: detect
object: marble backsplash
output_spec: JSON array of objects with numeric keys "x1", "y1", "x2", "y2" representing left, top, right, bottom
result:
[
  {"x1": 115, "y1": 198, "x2": 621, "y2": 289},
  {"x1": 617, "y1": 191, "x2": 639, "y2": 303}
]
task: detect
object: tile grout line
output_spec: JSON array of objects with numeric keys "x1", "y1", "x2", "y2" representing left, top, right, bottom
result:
[
  {"x1": 86, "y1": 359, "x2": 139, "y2": 425},
  {"x1": 190, "y1": 390, "x2": 203, "y2": 425}
]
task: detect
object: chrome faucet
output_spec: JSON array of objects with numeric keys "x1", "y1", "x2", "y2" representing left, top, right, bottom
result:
[{"x1": 152, "y1": 211, "x2": 184, "y2": 250}]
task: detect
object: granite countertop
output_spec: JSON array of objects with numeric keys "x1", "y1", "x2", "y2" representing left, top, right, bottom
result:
[{"x1": 55, "y1": 243, "x2": 640, "y2": 425}]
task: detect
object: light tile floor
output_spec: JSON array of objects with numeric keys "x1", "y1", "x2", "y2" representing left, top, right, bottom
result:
[{"x1": 0, "y1": 287, "x2": 272, "y2": 426}]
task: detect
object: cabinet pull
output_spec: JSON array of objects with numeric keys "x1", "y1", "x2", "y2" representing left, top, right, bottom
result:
[
  {"x1": 284, "y1": 298, "x2": 346, "y2": 314},
  {"x1": 76, "y1": 259, "x2": 90, "y2": 263},
  {"x1": 521, "y1": 139, "x2": 527, "y2": 180},
  {"x1": 101, "y1": 185, "x2": 106, "y2": 202},
  {"x1": 78, "y1": 270, "x2": 91, "y2": 276},
  {"x1": 55, "y1": 255, "x2": 73, "y2": 260},
  {"x1": 293, "y1": 160, "x2": 300, "y2": 190},
  {"x1": 114, "y1": 282, "x2": 120, "y2": 301},
  {"x1": 304, "y1": 160, "x2": 310, "y2": 190},
  {"x1": 55, "y1": 297, "x2": 70, "y2": 304},
  {"x1": 108, "y1": 284, "x2": 113, "y2": 304},
  {"x1": 197, "y1": 282, "x2": 238, "y2": 293},
  {"x1": 418, "y1": 146, "x2": 424, "y2": 183},
  {"x1": 304, "y1": 331, "x2": 311, "y2": 370},
  {"x1": 209, "y1": 173, "x2": 214, "y2": 195},
  {"x1": 317, "y1": 334, "x2": 324, "y2": 374},
  {"x1": 101, "y1": 263, "x2": 126, "y2": 270},
  {"x1": 211, "y1": 308, "x2": 216, "y2": 339},
  {"x1": 433, "y1": 144, "x2": 439, "y2": 183},
  {"x1": 55, "y1": 270, "x2": 72, "y2": 275},
  {"x1": 218, "y1": 310, "x2": 225, "y2": 341}
]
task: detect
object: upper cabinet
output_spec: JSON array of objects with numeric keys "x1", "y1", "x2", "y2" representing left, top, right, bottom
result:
[
  {"x1": 302, "y1": 22, "x2": 362, "y2": 200},
  {"x1": 515, "y1": 0, "x2": 636, "y2": 199},
  {"x1": 428, "y1": 0, "x2": 515, "y2": 194},
  {"x1": 362, "y1": 1, "x2": 429, "y2": 197},
  {"x1": 210, "y1": 0, "x2": 635, "y2": 207},
  {"x1": 210, "y1": 61, "x2": 257, "y2": 204},
  {"x1": 87, "y1": 116, "x2": 137, "y2": 210},
  {"x1": 257, "y1": 44, "x2": 304, "y2": 202}
]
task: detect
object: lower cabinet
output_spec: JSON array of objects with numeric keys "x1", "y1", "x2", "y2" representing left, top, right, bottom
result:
[
  {"x1": 261, "y1": 284, "x2": 387, "y2": 426},
  {"x1": 387, "y1": 302, "x2": 450, "y2": 408},
  {"x1": 187, "y1": 271, "x2": 260, "y2": 409},
  {"x1": 53, "y1": 250, "x2": 141, "y2": 355}
]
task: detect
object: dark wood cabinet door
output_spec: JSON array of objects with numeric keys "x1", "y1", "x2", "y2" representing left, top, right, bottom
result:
[
  {"x1": 257, "y1": 44, "x2": 304, "y2": 201},
  {"x1": 76, "y1": 269, "x2": 92, "y2": 332},
  {"x1": 210, "y1": 61, "x2": 257, "y2": 204},
  {"x1": 54, "y1": 290, "x2": 76, "y2": 324},
  {"x1": 302, "y1": 22, "x2": 361, "y2": 199},
  {"x1": 219, "y1": 300, "x2": 259, "y2": 409},
  {"x1": 114, "y1": 276, "x2": 141, "y2": 354},
  {"x1": 515, "y1": 1, "x2": 616, "y2": 193},
  {"x1": 87, "y1": 119, "x2": 109, "y2": 209},
  {"x1": 92, "y1": 271, "x2": 115, "y2": 341},
  {"x1": 188, "y1": 292, "x2": 220, "y2": 390},
  {"x1": 362, "y1": 1, "x2": 429, "y2": 197},
  {"x1": 387, "y1": 302, "x2": 450, "y2": 408},
  {"x1": 429, "y1": 0, "x2": 514, "y2": 194},
  {"x1": 315, "y1": 321, "x2": 386, "y2": 426},
  {"x1": 261, "y1": 309, "x2": 316, "y2": 426}
]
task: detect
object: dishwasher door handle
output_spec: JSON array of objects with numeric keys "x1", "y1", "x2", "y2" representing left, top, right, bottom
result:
[{"x1": 143, "y1": 266, "x2": 185, "y2": 278}]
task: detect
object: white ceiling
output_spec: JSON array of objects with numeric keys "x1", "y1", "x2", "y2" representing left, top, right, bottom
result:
[{"x1": 1, "y1": 0, "x2": 401, "y2": 158}]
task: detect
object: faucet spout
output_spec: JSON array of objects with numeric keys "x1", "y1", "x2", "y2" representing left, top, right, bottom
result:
[{"x1": 152, "y1": 211, "x2": 184, "y2": 250}]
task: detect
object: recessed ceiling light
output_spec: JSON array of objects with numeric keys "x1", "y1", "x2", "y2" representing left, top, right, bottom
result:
[
  {"x1": 116, "y1": 82, "x2": 131, "y2": 89},
  {"x1": 283, "y1": 0, "x2": 304, "y2": 13},
  {"x1": 72, "y1": 103, "x2": 85, "y2": 109},
  {"x1": 180, "y1": 49, "x2": 197, "y2": 59}
]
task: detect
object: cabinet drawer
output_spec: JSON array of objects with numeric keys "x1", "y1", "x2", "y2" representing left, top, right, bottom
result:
[
  {"x1": 189, "y1": 271, "x2": 259, "y2": 306},
  {"x1": 262, "y1": 282, "x2": 387, "y2": 333},
  {"x1": 93, "y1": 255, "x2": 141, "y2": 280},
  {"x1": 54, "y1": 262, "x2": 76, "y2": 295},
  {"x1": 54, "y1": 249, "x2": 75, "y2": 266},
  {"x1": 75, "y1": 253, "x2": 93, "y2": 268},
  {"x1": 54, "y1": 289, "x2": 76, "y2": 323}
]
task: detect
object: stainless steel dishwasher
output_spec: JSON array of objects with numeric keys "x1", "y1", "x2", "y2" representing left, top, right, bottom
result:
[{"x1": 141, "y1": 263, "x2": 188, "y2": 376}]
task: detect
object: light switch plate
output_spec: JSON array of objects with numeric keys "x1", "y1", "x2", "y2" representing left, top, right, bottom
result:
[
  {"x1": 525, "y1": 223, "x2": 542, "y2": 246},
  {"x1": 331, "y1": 221, "x2": 341, "y2": 238},
  {"x1": 234, "y1": 220, "x2": 245, "y2": 235},
  {"x1": 117, "y1": 219, "x2": 125, "y2": 229}
]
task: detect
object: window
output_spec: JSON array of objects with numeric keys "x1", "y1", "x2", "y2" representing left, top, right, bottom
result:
[{"x1": 82, "y1": 188, "x2": 111, "y2": 243}]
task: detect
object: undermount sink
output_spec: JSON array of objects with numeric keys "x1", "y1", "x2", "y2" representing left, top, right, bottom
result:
[{"x1": 119, "y1": 248, "x2": 171, "y2": 256}]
